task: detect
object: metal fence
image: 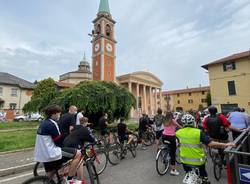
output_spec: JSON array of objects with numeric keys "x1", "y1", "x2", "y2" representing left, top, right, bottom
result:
[{"x1": 225, "y1": 128, "x2": 250, "y2": 184}]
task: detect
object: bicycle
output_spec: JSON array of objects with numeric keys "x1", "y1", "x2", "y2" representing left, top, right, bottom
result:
[
  {"x1": 24, "y1": 143, "x2": 100, "y2": 184},
  {"x1": 211, "y1": 148, "x2": 225, "y2": 181},
  {"x1": 143, "y1": 127, "x2": 155, "y2": 146},
  {"x1": 34, "y1": 143, "x2": 108, "y2": 176},
  {"x1": 97, "y1": 129, "x2": 122, "y2": 166},
  {"x1": 155, "y1": 139, "x2": 171, "y2": 175}
]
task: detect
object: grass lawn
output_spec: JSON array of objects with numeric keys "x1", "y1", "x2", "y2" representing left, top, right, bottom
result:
[
  {"x1": 0, "y1": 121, "x2": 39, "y2": 130},
  {"x1": 0, "y1": 129, "x2": 36, "y2": 152},
  {"x1": 107, "y1": 120, "x2": 139, "y2": 131}
]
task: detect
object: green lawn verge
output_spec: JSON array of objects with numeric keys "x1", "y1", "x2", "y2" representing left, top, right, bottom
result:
[
  {"x1": 0, "y1": 121, "x2": 39, "y2": 130},
  {"x1": 0, "y1": 129, "x2": 36, "y2": 152},
  {"x1": 107, "y1": 120, "x2": 139, "y2": 131}
]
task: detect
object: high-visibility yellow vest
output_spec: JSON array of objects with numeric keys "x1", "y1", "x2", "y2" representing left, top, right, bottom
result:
[{"x1": 176, "y1": 127, "x2": 206, "y2": 166}]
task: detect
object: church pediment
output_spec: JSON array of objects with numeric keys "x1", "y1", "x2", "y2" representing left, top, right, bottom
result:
[{"x1": 117, "y1": 71, "x2": 163, "y2": 87}]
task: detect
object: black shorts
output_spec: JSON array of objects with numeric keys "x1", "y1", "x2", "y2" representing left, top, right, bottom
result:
[
  {"x1": 155, "y1": 130, "x2": 163, "y2": 140},
  {"x1": 43, "y1": 147, "x2": 77, "y2": 172},
  {"x1": 119, "y1": 134, "x2": 129, "y2": 143}
]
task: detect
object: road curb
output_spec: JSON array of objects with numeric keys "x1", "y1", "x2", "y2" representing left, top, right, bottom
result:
[
  {"x1": 0, "y1": 147, "x2": 34, "y2": 155},
  {"x1": 0, "y1": 162, "x2": 35, "y2": 177}
]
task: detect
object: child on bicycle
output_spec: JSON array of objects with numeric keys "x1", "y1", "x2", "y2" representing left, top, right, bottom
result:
[
  {"x1": 162, "y1": 112, "x2": 182, "y2": 176},
  {"x1": 117, "y1": 117, "x2": 133, "y2": 145}
]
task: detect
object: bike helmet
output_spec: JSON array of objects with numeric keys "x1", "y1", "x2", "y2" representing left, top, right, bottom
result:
[{"x1": 181, "y1": 114, "x2": 195, "y2": 126}]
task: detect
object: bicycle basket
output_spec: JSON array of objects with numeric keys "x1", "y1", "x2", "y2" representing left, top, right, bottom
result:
[{"x1": 183, "y1": 170, "x2": 200, "y2": 184}]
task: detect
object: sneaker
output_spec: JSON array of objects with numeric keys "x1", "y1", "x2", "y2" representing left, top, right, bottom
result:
[
  {"x1": 141, "y1": 146, "x2": 147, "y2": 150},
  {"x1": 74, "y1": 179, "x2": 88, "y2": 184},
  {"x1": 170, "y1": 169, "x2": 180, "y2": 176}
]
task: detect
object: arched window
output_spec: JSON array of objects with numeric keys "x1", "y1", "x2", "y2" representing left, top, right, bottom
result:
[
  {"x1": 96, "y1": 24, "x2": 101, "y2": 35},
  {"x1": 106, "y1": 24, "x2": 111, "y2": 37}
]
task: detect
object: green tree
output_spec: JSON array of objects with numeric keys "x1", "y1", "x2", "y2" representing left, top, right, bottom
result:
[
  {"x1": 206, "y1": 92, "x2": 212, "y2": 106},
  {"x1": 24, "y1": 80, "x2": 136, "y2": 124},
  {"x1": 23, "y1": 78, "x2": 57, "y2": 113}
]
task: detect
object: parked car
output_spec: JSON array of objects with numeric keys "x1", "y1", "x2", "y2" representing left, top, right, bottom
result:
[{"x1": 14, "y1": 113, "x2": 43, "y2": 122}]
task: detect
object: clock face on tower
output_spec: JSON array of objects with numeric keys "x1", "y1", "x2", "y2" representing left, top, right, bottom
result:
[
  {"x1": 94, "y1": 43, "x2": 100, "y2": 52},
  {"x1": 106, "y1": 43, "x2": 113, "y2": 52}
]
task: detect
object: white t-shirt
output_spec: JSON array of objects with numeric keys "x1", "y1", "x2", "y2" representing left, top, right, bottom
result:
[{"x1": 76, "y1": 112, "x2": 84, "y2": 125}]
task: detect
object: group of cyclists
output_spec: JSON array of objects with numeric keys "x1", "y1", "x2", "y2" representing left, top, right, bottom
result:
[
  {"x1": 32, "y1": 103, "x2": 249, "y2": 184},
  {"x1": 137, "y1": 106, "x2": 249, "y2": 184}
]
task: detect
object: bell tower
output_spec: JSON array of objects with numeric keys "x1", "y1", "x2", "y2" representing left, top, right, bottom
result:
[{"x1": 92, "y1": 0, "x2": 116, "y2": 81}]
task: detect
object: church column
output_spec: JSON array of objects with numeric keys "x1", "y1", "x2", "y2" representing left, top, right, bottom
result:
[
  {"x1": 154, "y1": 88, "x2": 158, "y2": 114},
  {"x1": 128, "y1": 82, "x2": 132, "y2": 92},
  {"x1": 149, "y1": 86, "x2": 152, "y2": 115},
  {"x1": 143, "y1": 85, "x2": 147, "y2": 114},
  {"x1": 136, "y1": 83, "x2": 140, "y2": 117},
  {"x1": 159, "y1": 88, "x2": 163, "y2": 110}
]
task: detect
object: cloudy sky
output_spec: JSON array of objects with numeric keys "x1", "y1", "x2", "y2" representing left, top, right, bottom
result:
[{"x1": 0, "y1": 0, "x2": 250, "y2": 90}]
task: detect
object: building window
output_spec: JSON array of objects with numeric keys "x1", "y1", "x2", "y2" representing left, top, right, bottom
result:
[
  {"x1": 223, "y1": 62, "x2": 236, "y2": 71},
  {"x1": 228, "y1": 81, "x2": 236, "y2": 95},
  {"x1": 177, "y1": 100, "x2": 180, "y2": 104},
  {"x1": 188, "y1": 99, "x2": 193, "y2": 104},
  {"x1": 11, "y1": 88, "x2": 18, "y2": 96},
  {"x1": 189, "y1": 92, "x2": 192, "y2": 96},
  {"x1": 9, "y1": 103, "x2": 16, "y2": 110},
  {"x1": 202, "y1": 91, "x2": 205, "y2": 95},
  {"x1": 96, "y1": 61, "x2": 98, "y2": 66},
  {"x1": 177, "y1": 94, "x2": 180, "y2": 97},
  {"x1": 0, "y1": 87, "x2": 2, "y2": 96},
  {"x1": 201, "y1": 99, "x2": 207, "y2": 103}
]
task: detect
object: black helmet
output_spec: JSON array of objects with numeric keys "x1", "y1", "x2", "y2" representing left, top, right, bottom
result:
[{"x1": 208, "y1": 106, "x2": 218, "y2": 115}]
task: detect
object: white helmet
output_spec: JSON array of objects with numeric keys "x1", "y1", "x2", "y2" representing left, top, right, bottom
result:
[{"x1": 181, "y1": 114, "x2": 195, "y2": 126}]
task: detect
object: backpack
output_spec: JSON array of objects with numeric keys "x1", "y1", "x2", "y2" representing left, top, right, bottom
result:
[
  {"x1": 206, "y1": 114, "x2": 228, "y2": 140},
  {"x1": 154, "y1": 115, "x2": 164, "y2": 127}
]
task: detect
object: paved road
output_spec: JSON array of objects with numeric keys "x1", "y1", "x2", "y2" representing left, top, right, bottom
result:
[
  {"x1": 0, "y1": 150, "x2": 34, "y2": 170},
  {"x1": 0, "y1": 146, "x2": 228, "y2": 184}
]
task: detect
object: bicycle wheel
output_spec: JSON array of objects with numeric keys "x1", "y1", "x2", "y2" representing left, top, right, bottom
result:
[
  {"x1": 156, "y1": 148, "x2": 170, "y2": 176},
  {"x1": 107, "y1": 141, "x2": 121, "y2": 165},
  {"x1": 128, "y1": 145, "x2": 136, "y2": 158},
  {"x1": 208, "y1": 147, "x2": 213, "y2": 158},
  {"x1": 213, "y1": 154, "x2": 222, "y2": 181},
  {"x1": 85, "y1": 161, "x2": 100, "y2": 184},
  {"x1": 132, "y1": 134, "x2": 139, "y2": 148},
  {"x1": 22, "y1": 176, "x2": 55, "y2": 184},
  {"x1": 33, "y1": 162, "x2": 46, "y2": 176},
  {"x1": 175, "y1": 148, "x2": 181, "y2": 164},
  {"x1": 144, "y1": 132, "x2": 155, "y2": 146},
  {"x1": 94, "y1": 149, "x2": 108, "y2": 175}
]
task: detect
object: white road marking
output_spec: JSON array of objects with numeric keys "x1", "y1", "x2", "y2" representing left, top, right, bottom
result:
[
  {"x1": 0, "y1": 172, "x2": 32, "y2": 183},
  {"x1": 0, "y1": 170, "x2": 43, "y2": 183}
]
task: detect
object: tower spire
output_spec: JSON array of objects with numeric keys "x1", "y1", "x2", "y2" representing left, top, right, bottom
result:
[{"x1": 98, "y1": 0, "x2": 110, "y2": 14}]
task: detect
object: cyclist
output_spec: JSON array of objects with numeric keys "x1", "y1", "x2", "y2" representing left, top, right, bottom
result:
[
  {"x1": 228, "y1": 107, "x2": 249, "y2": 140},
  {"x1": 139, "y1": 113, "x2": 150, "y2": 150},
  {"x1": 99, "y1": 113, "x2": 113, "y2": 143},
  {"x1": 162, "y1": 112, "x2": 182, "y2": 176},
  {"x1": 176, "y1": 114, "x2": 235, "y2": 184},
  {"x1": 154, "y1": 108, "x2": 165, "y2": 150},
  {"x1": 63, "y1": 117, "x2": 97, "y2": 183},
  {"x1": 58, "y1": 105, "x2": 78, "y2": 141},
  {"x1": 117, "y1": 117, "x2": 133, "y2": 146},
  {"x1": 202, "y1": 106, "x2": 243, "y2": 162},
  {"x1": 34, "y1": 105, "x2": 82, "y2": 184}
]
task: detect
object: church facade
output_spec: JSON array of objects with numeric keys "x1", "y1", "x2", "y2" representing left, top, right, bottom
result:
[{"x1": 59, "y1": 0, "x2": 164, "y2": 118}]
